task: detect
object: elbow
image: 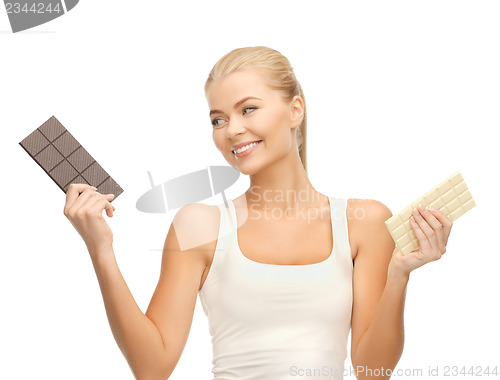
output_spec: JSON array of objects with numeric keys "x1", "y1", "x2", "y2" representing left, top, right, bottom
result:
[
  {"x1": 134, "y1": 370, "x2": 171, "y2": 380},
  {"x1": 351, "y1": 347, "x2": 405, "y2": 380},
  {"x1": 126, "y1": 342, "x2": 175, "y2": 379},
  {"x1": 132, "y1": 362, "x2": 174, "y2": 380}
]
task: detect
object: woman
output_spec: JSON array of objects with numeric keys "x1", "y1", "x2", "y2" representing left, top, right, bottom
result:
[{"x1": 63, "y1": 46, "x2": 453, "y2": 380}]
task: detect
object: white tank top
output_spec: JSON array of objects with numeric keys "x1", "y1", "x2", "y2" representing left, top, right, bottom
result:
[{"x1": 199, "y1": 196, "x2": 354, "y2": 380}]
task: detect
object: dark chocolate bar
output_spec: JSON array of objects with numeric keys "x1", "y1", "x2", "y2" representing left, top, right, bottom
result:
[{"x1": 19, "y1": 116, "x2": 124, "y2": 200}]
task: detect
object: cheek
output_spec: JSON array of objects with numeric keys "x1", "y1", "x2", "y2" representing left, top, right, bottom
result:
[
  {"x1": 213, "y1": 131, "x2": 225, "y2": 150},
  {"x1": 252, "y1": 113, "x2": 281, "y2": 140},
  {"x1": 213, "y1": 131, "x2": 235, "y2": 160},
  {"x1": 264, "y1": 116, "x2": 293, "y2": 145}
]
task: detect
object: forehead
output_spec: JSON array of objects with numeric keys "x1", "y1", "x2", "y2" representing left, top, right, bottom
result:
[{"x1": 206, "y1": 69, "x2": 273, "y2": 106}]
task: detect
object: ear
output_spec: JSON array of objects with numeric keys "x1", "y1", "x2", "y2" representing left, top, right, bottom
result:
[{"x1": 289, "y1": 95, "x2": 305, "y2": 129}]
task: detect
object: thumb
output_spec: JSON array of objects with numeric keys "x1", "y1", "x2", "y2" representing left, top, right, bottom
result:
[{"x1": 392, "y1": 245, "x2": 402, "y2": 257}]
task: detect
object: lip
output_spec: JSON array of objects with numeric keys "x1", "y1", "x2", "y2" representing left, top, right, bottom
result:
[
  {"x1": 233, "y1": 140, "x2": 262, "y2": 158},
  {"x1": 231, "y1": 140, "x2": 262, "y2": 152}
]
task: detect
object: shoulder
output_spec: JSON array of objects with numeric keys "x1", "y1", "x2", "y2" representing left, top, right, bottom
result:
[
  {"x1": 172, "y1": 203, "x2": 221, "y2": 264},
  {"x1": 346, "y1": 198, "x2": 394, "y2": 259},
  {"x1": 347, "y1": 198, "x2": 392, "y2": 224},
  {"x1": 173, "y1": 202, "x2": 220, "y2": 225}
]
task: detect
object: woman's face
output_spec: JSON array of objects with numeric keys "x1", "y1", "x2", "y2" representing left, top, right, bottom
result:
[{"x1": 207, "y1": 69, "x2": 303, "y2": 175}]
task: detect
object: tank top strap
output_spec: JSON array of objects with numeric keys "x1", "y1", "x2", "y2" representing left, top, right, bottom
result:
[
  {"x1": 215, "y1": 201, "x2": 235, "y2": 249},
  {"x1": 198, "y1": 202, "x2": 234, "y2": 298},
  {"x1": 208, "y1": 201, "x2": 235, "y2": 268},
  {"x1": 330, "y1": 197, "x2": 354, "y2": 269}
]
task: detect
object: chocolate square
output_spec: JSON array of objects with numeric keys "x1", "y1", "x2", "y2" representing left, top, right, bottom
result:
[
  {"x1": 53, "y1": 131, "x2": 80, "y2": 157},
  {"x1": 63, "y1": 175, "x2": 89, "y2": 192},
  {"x1": 67, "y1": 146, "x2": 94, "y2": 172},
  {"x1": 38, "y1": 116, "x2": 66, "y2": 142},
  {"x1": 81, "y1": 161, "x2": 109, "y2": 186},
  {"x1": 19, "y1": 129, "x2": 50, "y2": 156},
  {"x1": 34, "y1": 144, "x2": 64, "y2": 172},
  {"x1": 50, "y1": 160, "x2": 79, "y2": 190},
  {"x1": 97, "y1": 176, "x2": 124, "y2": 197}
]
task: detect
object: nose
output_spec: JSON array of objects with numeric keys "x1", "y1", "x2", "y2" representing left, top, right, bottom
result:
[{"x1": 225, "y1": 116, "x2": 245, "y2": 140}]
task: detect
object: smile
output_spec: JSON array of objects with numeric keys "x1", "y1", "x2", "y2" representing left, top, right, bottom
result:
[{"x1": 232, "y1": 140, "x2": 262, "y2": 157}]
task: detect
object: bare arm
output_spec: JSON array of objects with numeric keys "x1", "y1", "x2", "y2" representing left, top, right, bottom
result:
[
  {"x1": 350, "y1": 199, "x2": 453, "y2": 379},
  {"x1": 89, "y1": 201, "x2": 218, "y2": 379},
  {"x1": 350, "y1": 199, "x2": 405, "y2": 380},
  {"x1": 64, "y1": 184, "x2": 217, "y2": 379},
  {"x1": 90, "y1": 248, "x2": 170, "y2": 379}
]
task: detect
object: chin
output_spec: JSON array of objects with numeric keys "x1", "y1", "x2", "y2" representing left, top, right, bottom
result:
[
  {"x1": 232, "y1": 160, "x2": 268, "y2": 176},
  {"x1": 226, "y1": 148, "x2": 273, "y2": 176},
  {"x1": 238, "y1": 167, "x2": 257, "y2": 176}
]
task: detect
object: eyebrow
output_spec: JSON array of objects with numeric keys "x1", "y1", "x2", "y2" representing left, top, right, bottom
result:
[{"x1": 209, "y1": 96, "x2": 262, "y2": 116}]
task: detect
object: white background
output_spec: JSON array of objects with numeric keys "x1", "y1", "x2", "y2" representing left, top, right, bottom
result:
[{"x1": 1, "y1": 1, "x2": 499, "y2": 379}]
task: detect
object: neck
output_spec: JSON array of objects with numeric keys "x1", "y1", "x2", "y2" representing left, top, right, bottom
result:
[{"x1": 244, "y1": 148, "x2": 325, "y2": 214}]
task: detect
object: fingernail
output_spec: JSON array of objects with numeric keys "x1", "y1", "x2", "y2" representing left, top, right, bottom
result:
[
  {"x1": 107, "y1": 194, "x2": 115, "y2": 197},
  {"x1": 418, "y1": 203, "x2": 424, "y2": 210},
  {"x1": 429, "y1": 207, "x2": 437, "y2": 212},
  {"x1": 410, "y1": 216, "x2": 415, "y2": 222}
]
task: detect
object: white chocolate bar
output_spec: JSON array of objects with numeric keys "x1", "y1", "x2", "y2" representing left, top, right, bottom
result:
[{"x1": 384, "y1": 171, "x2": 475, "y2": 255}]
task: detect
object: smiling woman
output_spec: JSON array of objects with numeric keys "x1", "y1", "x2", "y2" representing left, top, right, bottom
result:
[{"x1": 187, "y1": 46, "x2": 356, "y2": 379}]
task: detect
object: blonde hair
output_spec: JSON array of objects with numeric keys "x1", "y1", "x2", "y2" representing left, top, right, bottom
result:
[{"x1": 204, "y1": 46, "x2": 308, "y2": 175}]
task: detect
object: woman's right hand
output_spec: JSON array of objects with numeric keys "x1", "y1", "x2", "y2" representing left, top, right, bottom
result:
[{"x1": 63, "y1": 183, "x2": 116, "y2": 256}]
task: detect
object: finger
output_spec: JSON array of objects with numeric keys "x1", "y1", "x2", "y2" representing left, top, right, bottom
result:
[
  {"x1": 429, "y1": 207, "x2": 453, "y2": 245},
  {"x1": 409, "y1": 214, "x2": 433, "y2": 254},
  {"x1": 106, "y1": 194, "x2": 115, "y2": 216},
  {"x1": 103, "y1": 195, "x2": 115, "y2": 217},
  {"x1": 416, "y1": 204, "x2": 446, "y2": 252},
  {"x1": 412, "y1": 207, "x2": 436, "y2": 241},
  {"x1": 417, "y1": 204, "x2": 443, "y2": 230},
  {"x1": 88, "y1": 193, "x2": 115, "y2": 217},
  {"x1": 65, "y1": 184, "x2": 97, "y2": 212},
  {"x1": 66, "y1": 187, "x2": 99, "y2": 215}
]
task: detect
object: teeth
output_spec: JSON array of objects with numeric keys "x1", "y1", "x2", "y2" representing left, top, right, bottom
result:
[{"x1": 233, "y1": 141, "x2": 260, "y2": 154}]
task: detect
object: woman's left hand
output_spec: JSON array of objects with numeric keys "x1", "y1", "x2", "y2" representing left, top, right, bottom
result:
[{"x1": 389, "y1": 203, "x2": 453, "y2": 278}]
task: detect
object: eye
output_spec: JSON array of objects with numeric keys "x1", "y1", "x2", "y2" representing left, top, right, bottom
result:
[
  {"x1": 243, "y1": 106, "x2": 257, "y2": 115},
  {"x1": 211, "y1": 107, "x2": 257, "y2": 128},
  {"x1": 211, "y1": 118, "x2": 223, "y2": 128}
]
